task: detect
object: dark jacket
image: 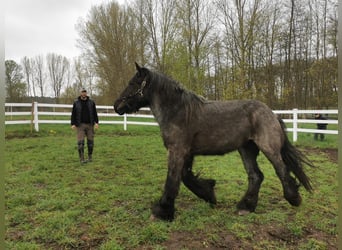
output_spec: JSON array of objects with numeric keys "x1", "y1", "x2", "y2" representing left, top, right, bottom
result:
[
  {"x1": 315, "y1": 114, "x2": 327, "y2": 130},
  {"x1": 71, "y1": 96, "x2": 99, "y2": 126}
]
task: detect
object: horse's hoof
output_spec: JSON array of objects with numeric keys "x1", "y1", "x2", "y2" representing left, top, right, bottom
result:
[
  {"x1": 285, "y1": 193, "x2": 302, "y2": 207},
  {"x1": 238, "y1": 210, "x2": 251, "y2": 216},
  {"x1": 151, "y1": 202, "x2": 175, "y2": 221},
  {"x1": 209, "y1": 202, "x2": 216, "y2": 208},
  {"x1": 149, "y1": 214, "x2": 157, "y2": 221},
  {"x1": 150, "y1": 212, "x2": 174, "y2": 221}
]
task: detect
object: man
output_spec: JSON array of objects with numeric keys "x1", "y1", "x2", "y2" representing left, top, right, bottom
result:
[
  {"x1": 314, "y1": 113, "x2": 327, "y2": 141},
  {"x1": 71, "y1": 88, "x2": 99, "y2": 163}
]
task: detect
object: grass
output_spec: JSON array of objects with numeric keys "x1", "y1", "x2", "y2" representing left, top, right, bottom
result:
[{"x1": 5, "y1": 124, "x2": 338, "y2": 249}]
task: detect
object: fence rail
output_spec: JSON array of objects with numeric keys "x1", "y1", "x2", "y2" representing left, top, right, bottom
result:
[{"x1": 5, "y1": 102, "x2": 338, "y2": 142}]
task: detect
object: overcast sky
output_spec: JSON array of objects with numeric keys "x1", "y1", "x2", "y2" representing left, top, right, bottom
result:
[{"x1": 5, "y1": 0, "x2": 127, "y2": 62}]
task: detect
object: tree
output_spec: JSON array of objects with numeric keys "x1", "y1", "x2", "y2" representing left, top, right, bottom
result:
[
  {"x1": 73, "y1": 57, "x2": 97, "y2": 96},
  {"x1": 173, "y1": 0, "x2": 214, "y2": 94},
  {"x1": 132, "y1": 0, "x2": 178, "y2": 72},
  {"x1": 25, "y1": 0, "x2": 336, "y2": 109},
  {"x1": 46, "y1": 53, "x2": 70, "y2": 100},
  {"x1": 32, "y1": 55, "x2": 46, "y2": 97},
  {"x1": 5, "y1": 60, "x2": 26, "y2": 102},
  {"x1": 254, "y1": 1, "x2": 282, "y2": 107},
  {"x1": 216, "y1": 0, "x2": 263, "y2": 99},
  {"x1": 21, "y1": 57, "x2": 33, "y2": 97},
  {"x1": 77, "y1": 1, "x2": 142, "y2": 103}
]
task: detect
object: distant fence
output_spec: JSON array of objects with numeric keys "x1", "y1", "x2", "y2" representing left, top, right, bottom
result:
[{"x1": 5, "y1": 102, "x2": 338, "y2": 142}]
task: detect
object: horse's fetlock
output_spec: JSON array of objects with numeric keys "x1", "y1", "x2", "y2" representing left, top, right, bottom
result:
[
  {"x1": 208, "y1": 179, "x2": 216, "y2": 187},
  {"x1": 151, "y1": 201, "x2": 175, "y2": 221},
  {"x1": 237, "y1": 197, "x2": 257, "y2": 212},
  {"x1": 284, "y1": 190, "x2": 302, "y2": 206}
]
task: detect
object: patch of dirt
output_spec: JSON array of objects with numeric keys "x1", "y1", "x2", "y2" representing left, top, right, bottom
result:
[
  {"x1": 158, "y1": 223, "x2": 337, "y2": 250},
  {"x1": 312, "y1": 148, "x2": 337, "y2": 163}
]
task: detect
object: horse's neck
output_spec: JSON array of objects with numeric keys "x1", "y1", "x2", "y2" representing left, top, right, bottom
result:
[
  {"x1": 149, "y1": 95, "x2": 165, "y2": 125},
  {"x1": 148, "y1": 81, "x2": 187, "y2": 125}
]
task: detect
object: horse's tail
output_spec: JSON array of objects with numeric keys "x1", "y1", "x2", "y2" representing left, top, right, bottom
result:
[{"x1": 278, "y1": 118, "x2": 314, "y2": 192}]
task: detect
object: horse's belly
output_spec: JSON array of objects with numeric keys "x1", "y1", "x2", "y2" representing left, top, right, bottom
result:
[{"x1": 191, "y1": 134, "x2": 245, "y2": 155}]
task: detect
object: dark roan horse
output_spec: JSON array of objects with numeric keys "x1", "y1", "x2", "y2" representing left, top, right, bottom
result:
[{"x1": 114, "y1": 63, "x2": 314, "y2": 221}]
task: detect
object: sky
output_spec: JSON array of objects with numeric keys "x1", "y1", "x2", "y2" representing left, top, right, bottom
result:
[{"x1": 5, "y1": 0, "x2": 127, "y2": 62}]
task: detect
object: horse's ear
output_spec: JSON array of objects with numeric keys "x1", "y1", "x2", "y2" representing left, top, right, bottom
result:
[{"x1": 135, "y1": 62, "x2": 142, "y2": 74}]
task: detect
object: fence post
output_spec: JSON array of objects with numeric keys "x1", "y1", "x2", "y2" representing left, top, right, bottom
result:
[
  {"x1": 293, "y1": 108, "x2": 298, "y2": 142},
  {"x1": 34, "y1": 102, "x2": 39, "y2": 132},
  {"x1": 124, "y1": 113, "x2": 127, "y2": 131}
]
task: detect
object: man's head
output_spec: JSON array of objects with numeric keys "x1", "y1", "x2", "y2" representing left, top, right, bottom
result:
[{"x1": 80, "y1": 88, "x2": 87, "y2": 100}]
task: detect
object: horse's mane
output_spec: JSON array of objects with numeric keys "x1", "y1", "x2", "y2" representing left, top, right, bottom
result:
[{"x1": 148, "y1": 69, "x2": 206, "y2": 122}]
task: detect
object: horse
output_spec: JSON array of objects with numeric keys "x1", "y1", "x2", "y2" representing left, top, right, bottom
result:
[{"x1": 114, "y1": 62, "x2": 314, "y2": 221}]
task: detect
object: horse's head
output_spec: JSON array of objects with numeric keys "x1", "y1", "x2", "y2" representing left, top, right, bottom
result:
[{"x1": 114, "y1": 62, "x2": 150, "y2": 115}]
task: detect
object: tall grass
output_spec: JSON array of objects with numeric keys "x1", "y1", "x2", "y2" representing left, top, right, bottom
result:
[{"x1": 5, "y1": 125, "x2": 337, "y2": 249}]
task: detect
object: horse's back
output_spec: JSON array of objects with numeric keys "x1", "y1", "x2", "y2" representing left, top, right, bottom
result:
[
  {"x1": 189, "y1": 99, "x2": 283, "y2": 155},
  {"x1": 215, "y1": 99, "x2": 285, "y2": 151},
  {"x1": 201, "y1": 99, "x2": 276, "y2": 128}
]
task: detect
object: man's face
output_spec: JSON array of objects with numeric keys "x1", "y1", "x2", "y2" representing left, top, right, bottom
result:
[{"x1": 80, "y1": 91, "x2": 87, "y2": 99}]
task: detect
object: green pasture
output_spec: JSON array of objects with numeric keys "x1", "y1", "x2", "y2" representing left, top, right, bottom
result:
[{"x1": 5, "y1": 124, "x2": 338, "y2": 249}]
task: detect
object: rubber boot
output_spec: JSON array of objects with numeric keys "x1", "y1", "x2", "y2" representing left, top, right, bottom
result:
[
  {"x1": 87, "y1": 140, "x2": 94, "y2": 162},
  {"x1": 78, "y1": 140, "x2": 87, "y2": 164}
]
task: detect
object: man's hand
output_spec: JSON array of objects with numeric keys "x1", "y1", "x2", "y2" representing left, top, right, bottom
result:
[
  {"x1": 94, "y1": 123, "x2": 99, "y2": 129},
  {"x1": 71, "y1": 125, "x2": 76, "y2": 130}
]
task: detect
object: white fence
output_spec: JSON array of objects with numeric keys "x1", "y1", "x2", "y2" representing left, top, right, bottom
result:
[
  {"x1": 5, "y1": 102, "x2": 338, "y2": 142},
  {"x1": 273, "y1": 109, "x2": 338, "y2": 141},
  {"x1": 5, "y1": 102, "x2": 158, "y2": 132}
]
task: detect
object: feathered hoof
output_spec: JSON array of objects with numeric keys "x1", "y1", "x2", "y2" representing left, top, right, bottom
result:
[
  {"x1": 149, "y1": 214, "x2": 157, "y2": 221},
  {"x1": 204, "y1": 178, "x2": 217, "y2": 205},
  {"x1": 236, "y1": 198, "x2": 257, "y2": 214},
  {"x1": 286, "y1": 194, "x2": 302, "y2": 207},
  {"x1": 238, "y1": 209, "x2": 251, "y2": 216},
  {"x1": 151, "y1": 202, "x2": 175, "y2": 221},
  {"x1": 284, "y1": 185, "x2": 302, "y2": 207},
  {"x1": 208, "y1": 179, "x2": 216, "y2": 187},
  {"x1": 207, "y1": 192, "x2": 217, "y2": 205}
]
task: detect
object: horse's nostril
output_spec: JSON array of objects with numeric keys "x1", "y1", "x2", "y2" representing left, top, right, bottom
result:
[
  {"x1": 114, "y1": 99, "x2": 123, "y2": 110},
  {"x1": 114, "y1": 100, "x2": 127, "y2": 115}
]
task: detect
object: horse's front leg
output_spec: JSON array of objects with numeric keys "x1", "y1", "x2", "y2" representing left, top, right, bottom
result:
[
  {"x1": 151, "y1": 148, "x2": 185, "y2": 221},
  {"x1": 182, "y1": 155, "x2": 217, "y2": 205}
]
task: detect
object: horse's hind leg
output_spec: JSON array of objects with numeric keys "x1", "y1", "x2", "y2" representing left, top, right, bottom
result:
[
  {"x1": 262, "y1": 150, "x2": 302, "y2": 206},
  {"x1": 237, "y1": 141, "x2": 264, "y2": 214},
  {"x1": 182, "y1": 155, "x2": 217, "y2": 204}
]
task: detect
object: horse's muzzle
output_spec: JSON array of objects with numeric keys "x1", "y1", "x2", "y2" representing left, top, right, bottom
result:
[{"x1": 114, "y1": 99, "x2": 126, "y2": 115}]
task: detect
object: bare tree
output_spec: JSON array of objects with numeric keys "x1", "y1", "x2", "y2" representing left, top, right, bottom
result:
[
  {"x1": 216, "y1": 0, "x2": 263, "y2": 99},
  {"x1": 46, "y1": 53, "x2": 70, "y2": 100},
  {"x1": 32, "y1": 55, "x2": 46, "y2": 97},
  {"x1": 175, "y1": 0, "x2": 214, "y2": 94},
  {"x1": 77, "y1": 2, "x2": 142, "y2": 102},
  {"x1": 73, "y1": 0, "x2": 336, "y2": 108},
  {"x1": 133, "y1": 0, "x2": 178, "y2": 72},
  {"x1": 74, "y1": 57, "x2": 97, "y2": 96},
  {"x1": 21, "y1": 57, "x2": 32, "y2": 97}
]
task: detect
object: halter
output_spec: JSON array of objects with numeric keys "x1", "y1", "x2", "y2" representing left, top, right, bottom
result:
[
  {"x1": 122, "y1": 78, "x2": 148, "y2": 101},
  {"x1": 136, "y1": 79, "x2": 147, "y2": 96}
]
